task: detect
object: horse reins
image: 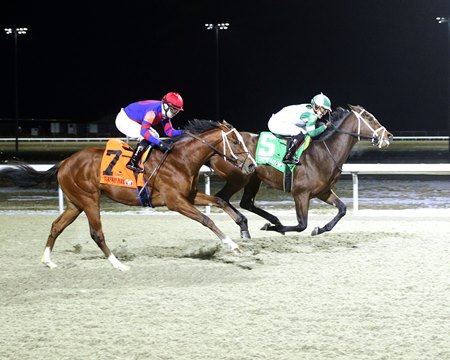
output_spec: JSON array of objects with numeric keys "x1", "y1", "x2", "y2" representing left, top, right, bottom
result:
[
  {"x1": 138, "y1": 128, "x2": 254, "y2": 196},
  {"x1": 138, "y1": 149, "x2": 170, "y2": 196}
]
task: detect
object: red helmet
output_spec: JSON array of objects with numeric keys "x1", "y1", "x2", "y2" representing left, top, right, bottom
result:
[{"x1": 162, "y1": 92, "x2": 184, "y2": 111}]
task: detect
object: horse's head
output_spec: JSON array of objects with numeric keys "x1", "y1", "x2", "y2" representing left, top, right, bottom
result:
[
  {"x1": 347, "y1": 105, "x2": 393, "y2": 148},
  {"x1": 183, "y1": 119, "x2": 256, "y2": 175},
  {"x1": 216, "y1": 120, "x2": 257, "y2": 175}
]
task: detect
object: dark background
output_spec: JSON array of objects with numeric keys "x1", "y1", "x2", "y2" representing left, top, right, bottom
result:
[{"x1": 1, "y1": 0, "x2": 449, "y2": 135}]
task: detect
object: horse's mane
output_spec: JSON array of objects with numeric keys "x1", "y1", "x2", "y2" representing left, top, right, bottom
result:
[
  {"x1": 315, "y1": 107, "x2": 351, "y2": 141},
  {"x1": 184, "y1": 118, "x2": 223, "y2": 134},
  {"x1": 169, "y1": 119, "x2": 223, "y2": 143}
]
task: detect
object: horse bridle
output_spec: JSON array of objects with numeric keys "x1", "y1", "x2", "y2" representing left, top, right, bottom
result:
[
  {"x1": 187, "y1": 128, "x2": 256, "y2": 169},
  {"x1": 328, "y1": 108, "x2": 389, "y2": 148}
]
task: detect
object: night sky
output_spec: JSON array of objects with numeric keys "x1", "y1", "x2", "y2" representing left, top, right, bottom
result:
[{"x1": 1, "y1": 0, "x2": 450, "y2": 135}]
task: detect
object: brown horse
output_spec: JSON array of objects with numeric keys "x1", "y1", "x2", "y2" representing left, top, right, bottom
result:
[
  {"x1": 0, "y1": 120, "x2": 256, "y2": 271},
  {"x1": 207, "y1": 105, "x2": 393, "y2": 238}
]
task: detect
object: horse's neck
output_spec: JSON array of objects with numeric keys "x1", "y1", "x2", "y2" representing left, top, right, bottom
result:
[
  {"x1": 311, "y1": 114, "x2": 359, "y2": 167},
  {"x1": 334, "y1": 114, "x2": 362, "y2": 159},
  {"x1": 180, "y1": 133, "x2": 220, "y2": 174}
]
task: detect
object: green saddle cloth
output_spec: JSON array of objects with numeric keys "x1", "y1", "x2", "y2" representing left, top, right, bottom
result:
[{"x1": 255, "y1": 132, "x2": 311, "y2": 173}]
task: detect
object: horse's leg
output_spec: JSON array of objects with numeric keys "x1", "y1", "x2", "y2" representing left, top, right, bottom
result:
[
  {"x1": 167, "y1": 197, "x2": 242, "y2": 252},
  {"x1": 83, "y1": 203, "x2": 130, "y2": 271},
  {"x1": 262, "y1": 192, "x2": 310, "y2": 234},
  {"x1": 311, "y1": 190, "x2": 347, "y2": 236},
  {"x1": 42, "y1": 200, "x2": 82, "y2": 269},
  {"x1": 215, "y1": 181, "x2": 251, "y2": 239},
  {"x1": 194, "y1": 192, "x2": 251, "y2": 239},
  {"x1": 239, "y1": 177, "x2": 285, "y2": 231}
]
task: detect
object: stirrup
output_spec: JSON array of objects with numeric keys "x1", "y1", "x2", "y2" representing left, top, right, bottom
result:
[{"x1": 126, "y1": 162, "x2": 144, "y2": 173}]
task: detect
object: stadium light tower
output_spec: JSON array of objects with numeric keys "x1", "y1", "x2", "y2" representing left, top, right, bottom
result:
[
  {"x1": 436, "y1": 16, "x2": 450, "y2": 160},
  {"x1": 205, "y1": 22, "x2": 229, "y2": 121},
  {"x1": 4, "y1": 27, "x2": 28, "y2": 156}
]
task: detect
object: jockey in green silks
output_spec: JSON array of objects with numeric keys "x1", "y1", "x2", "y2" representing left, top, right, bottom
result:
[{"x1": 268, "y1": 93, "x2": 332, "y2": 165}]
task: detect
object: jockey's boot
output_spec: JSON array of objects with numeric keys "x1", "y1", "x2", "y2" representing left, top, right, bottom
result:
[
  {"x1": 126, "y1": 140, "x2": 149, "y2": 173},
  {"x1": 282, "y1": 133, "x2": 304, "y2": 165}
]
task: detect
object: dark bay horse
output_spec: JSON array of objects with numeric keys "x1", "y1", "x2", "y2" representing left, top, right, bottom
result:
[
  {"x1": 0, "y1": 120, "x2": 256, "y2": 271},
  {"x1": 207, "y1": 105, "x2": 393, "y2": 238}
]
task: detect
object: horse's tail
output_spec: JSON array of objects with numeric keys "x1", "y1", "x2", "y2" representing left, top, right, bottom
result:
[{"x1": 0, "y1": 163, "x2": 60, "y2": 187}]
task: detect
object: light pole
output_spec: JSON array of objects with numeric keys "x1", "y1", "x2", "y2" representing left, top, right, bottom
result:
[
  {"x1": 436, "y1": 17, "x2": 450, "y2": 160},
  {"x1": 4, "y1": 27, "x2": 28, "y2": 156},
  {"x1": 205, "y1": 22, "x2": 229, "y2": 121}
]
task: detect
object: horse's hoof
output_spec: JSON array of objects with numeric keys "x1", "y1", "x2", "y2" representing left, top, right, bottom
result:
[
  {"x1": 260, "y1": 223, "x2": 270, "y2": 231},
  {"x1": 240, "y1": 230, "x2": 251, "y2": 239},
  {"x1": 118, "y1": 264, "x2": 130, "y2": 271},
  {"x1": 311, "y1": 227, "x2": 320, "y2": 236},
  {"x1": 42, "y1": 261, "x2": 58, "y2": 269},
  {"x1": 233, "y1": 246, "x2": 244, "y2": 254}
]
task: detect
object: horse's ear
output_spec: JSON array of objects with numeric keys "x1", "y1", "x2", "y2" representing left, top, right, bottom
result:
[
  {"x1": 221, "y1": 119, "x2": 234, "y2": 128},
  {"x1": 348, "y1": 104, "x2": 358, "y2": 111}
]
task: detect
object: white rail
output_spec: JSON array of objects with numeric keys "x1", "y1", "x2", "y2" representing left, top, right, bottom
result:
[
  {"x1": 1, "y1": 164, "x2": 449, "y2": 213},
  {"x1": 0, "y1": 164, "x2": 214, "y2": 214},
  {"x1": 341, "y1": 163, "x2": 450, "y2": 212}
]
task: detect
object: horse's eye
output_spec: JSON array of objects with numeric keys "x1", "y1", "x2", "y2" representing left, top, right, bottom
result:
[{"x1": 233, "y1": 140, "x2": 240, "y2": 145}]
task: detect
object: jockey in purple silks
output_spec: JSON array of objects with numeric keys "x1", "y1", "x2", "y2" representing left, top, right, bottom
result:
[{"x1": 115, "y1": 92, "x2": 184, "y2": 173}]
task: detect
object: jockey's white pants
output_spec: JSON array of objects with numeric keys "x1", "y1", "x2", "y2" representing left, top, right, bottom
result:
[
  {"x1": 115, "y1": 108, "x2": 159, "y2": 141},
  {"x1": 268, "y1": 114, "x2": 306, "y2": 137}
]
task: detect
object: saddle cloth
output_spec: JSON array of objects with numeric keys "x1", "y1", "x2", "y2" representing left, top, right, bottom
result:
[
  {"x1": 99, "y1": 139, "x2": 145, "y2": 188},
  {"x1": 255, "y1": 132, "x2": 311, "y2": 173}
]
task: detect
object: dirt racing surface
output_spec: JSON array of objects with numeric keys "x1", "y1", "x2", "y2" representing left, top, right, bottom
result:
[{"x1": 0, "y1": 210, "x2": 449, "y2": 360}]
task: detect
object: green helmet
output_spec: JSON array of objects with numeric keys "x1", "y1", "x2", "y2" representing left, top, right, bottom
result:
[{"x1": 311, "y1": 93, "x2": 332, "y2": 111}]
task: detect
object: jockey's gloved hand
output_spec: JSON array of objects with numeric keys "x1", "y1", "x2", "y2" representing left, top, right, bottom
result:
[{"x1": 158, "y1": 141, "x2": 171, "y2": 153}]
